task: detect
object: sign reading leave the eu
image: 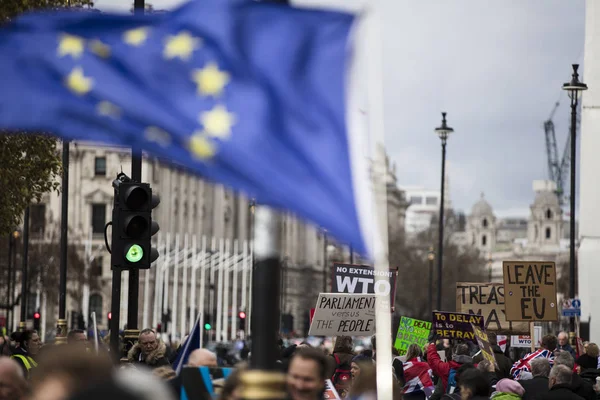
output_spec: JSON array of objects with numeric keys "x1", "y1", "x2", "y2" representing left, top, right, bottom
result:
[
  {"x1": 432, "y1": 311, "x2": 484, "y2": 341},
  {"x1": 394, "y1": 316, "x2": 431, "y2": 355},
  {"x1": 503, "y1": 261, "x2": 558, "y2": 321}
]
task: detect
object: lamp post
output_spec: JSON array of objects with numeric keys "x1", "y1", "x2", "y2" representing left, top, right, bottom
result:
[
  {"x1": 427, "y1": 247, "x2": 434, "y2": 313},
  {"x1": 487, "y1": 253, "x2": 493, "y2": 282},
  {"x1": 562, "y1": 64, "x2": 587, "y2": 340},
  {"x1": 434, "y1": 112, "x2": 454, "y2": 310}
]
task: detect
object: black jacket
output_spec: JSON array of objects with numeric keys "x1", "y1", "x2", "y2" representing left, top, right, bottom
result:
[
  {"x1": 539, "y1": 383, "x2": 585, "y2": 400},
  {"x1": 571, "y1": 373, "x2": 596, "y2": 400},
  {"x1": 492, "y1": 345, "x2": 513, "y2": 380},
  {"x1": 576, "y1": 354, "x2": 598, "y2": 370},
  {"x1": 520, "y1": 376, "x2": 550, "y2": 400}
]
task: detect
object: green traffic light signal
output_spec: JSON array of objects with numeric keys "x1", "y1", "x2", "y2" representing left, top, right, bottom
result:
[
  {"x1": 126, "y1": 244, "x2": 144, "y2": 263},
  {"x1": 204, "y1": 323, "x2": 211, "y2": 330}
]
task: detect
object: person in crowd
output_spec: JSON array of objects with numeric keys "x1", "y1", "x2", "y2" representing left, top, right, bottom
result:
[
  {"x1": 476, "y1": 359, "x2": 499, "y2": 391},
  {"x1": 490, "y1": 378, "x2": 525, "y2": 400},
  {"x1": 401, "y1": 343, "x2": 434, "y2": 399},
  {"x1": 0, "y1": 357, "x2": 27, "y2": 400},
  {"x1": 487, "y1": 333, "x2": 513, "y2": 379},
  {"x1": 442, "y1": 368, "x2": 488, "y2": 400},
  {"x1": 67, "y1": 329, "x2": 87, "y2": 345},
  {"x1": 167, "y1": 348, "x2": 218, "y2": 397},
  {"x1": 29, "y1": 343, "x2": 113, "y2": 400},
  {"x1": 327, "y1": 335, "x2": 354, "y2": 396},
  {"x1": 11, "y1": 329, "x2": 41, "y2": 378},
  {"x1": 519, "y1": 358, "x2": 551, "y2": 400},
  {"x1": 127, "y1": 328, "x2": 170, "y2": 369},
  {"x1": 510, "y1": 335, "x2": 557, "y2": 380},
  {"x1": 220, "y1": 366, "x2": 244, "y2": 400},
  {"x1": 553, "y1": 351, "x2": 595, "y2": 400},
  {"x1": 350, "y1": 354, "x2": 373, "y2": 381},
  {"x1": 286, "y1": 348, "x2": 327, "y2": 400},
  {"x1": 540, "y1": 365, "x2": 584, "y2": 400},
  {"x1": 556, "y1": 332, "x2": 576, "y2": 357},
  {"x1": 576, "y1": 342, "x2": 599, "y2": 370},
  {"x1": 427, "y1": 340, "x2": 474, "y2": 393}
]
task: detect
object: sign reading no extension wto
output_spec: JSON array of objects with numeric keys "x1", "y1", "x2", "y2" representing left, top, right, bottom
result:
[{"x1": 331, "y1": 263, "x2": 398, "y2": 310}]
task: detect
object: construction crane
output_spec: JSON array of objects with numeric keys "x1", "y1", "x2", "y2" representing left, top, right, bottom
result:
[{"x1": 543, "y1": 102, "x2": 572, "y2": 207}]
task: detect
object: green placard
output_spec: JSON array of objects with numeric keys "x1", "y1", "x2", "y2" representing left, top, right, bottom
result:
[{"x1": 394, "y1": 316, "x2": 431, "y2": 356}]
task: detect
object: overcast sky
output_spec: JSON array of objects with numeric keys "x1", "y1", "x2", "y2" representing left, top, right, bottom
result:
[{"x1": 95, "y1": 0, "x2": 586, "y2": 217}]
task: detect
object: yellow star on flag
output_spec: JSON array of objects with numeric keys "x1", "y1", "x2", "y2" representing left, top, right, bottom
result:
[
  {"x1": 65, "y1": 67, "x2": 93, "y2": 96},
  {"x1": 191, "y1": 62, "x2": 230, "y2": 97},
  {"x1": 57, "y1": 34, "x2": 85, "y2": 59},
  {"x1": 144, "y1": 126, "x2": 172, "y2": 148},
  {"x1": 189, "y1": 132, "x2": 216, "y2": 159},
  {"x1": 200, "y1": 105, "x2": 236, "y2": 139},
  {"x1": 164, "y1": 31, "x2": 202, "y2": 61},
  {"x1": 124, "y1": 27, "x2": 149, "y2": 46}
]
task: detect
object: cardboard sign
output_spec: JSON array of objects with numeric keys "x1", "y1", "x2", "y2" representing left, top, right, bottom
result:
[
  {"x1": 308, "y1": 293, "x2": 376, "y2": 336},
  {"x1": 324, "y1": 380, "x2": 342, "y2": 400},
  {"x1": 331, "y1": 263, "x2": 398, "y2": 309},
  {"x1": 510, "y1": 326, "x2": 542, "y2": 348},
  {"x1": 432, "y1": 311, "x2": 484, "y2": 341},
  {"x1": 456, "y1": 282, "x2": 529, "y2": 334},
  {"x1": 394, "y1": 316, "x2": 431, "y2": 355},
  {"x1": 503, "y1": 261, "x2": 558, "y2": 321},
  {"x1": 471, "y1": 325, "x2": 498, "y2": 368}
]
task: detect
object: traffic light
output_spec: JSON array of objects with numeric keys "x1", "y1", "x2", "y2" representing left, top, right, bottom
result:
[
  {"x1": 107, "y1": 312, "x2": 112, "y2": 321},
  {"x1": 111, "y1": 173, "x2": 160, "y2": 269},
  {"x1": 238, "y1": 311, "x2": 246, "y2": 330},
  {"x1": 33, "y1": 311, "x2": 40, "y2": 331},
  {"x1": 204, "y1": 314, "x2": 212, "y2": 330}
]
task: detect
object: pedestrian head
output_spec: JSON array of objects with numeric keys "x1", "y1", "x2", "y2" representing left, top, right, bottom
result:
[
  {"x1": 0, "y1": 357, "x2": 27, "y2": 400},
  {"x1": 453, "y1": 343, "x2": 469, "y2": 356},
  {"x1": 549, "y1": 364, "x2": 572, "y2": 388},
  {"x1": 554, "y1": 351, "x2": 575, "y2": 369},
  {"x1": 486, "y1": 331, "x2": 498, "y2": 346},
  {"x1": 187, "y1": 349, "x2": 217, "y2": 368},
  {"x1": 17, "y1": 330, "x2": 41, "y2": 356},
  {"x1": 405, "y1": 343, "x2": 423, "y2": 361},
  {"x1": 350, "y1": 354, "x2": 372, "y2": 380},
  {"x1": 530, "y1": 358, "x2": 551, "y2": 378},
  {"x1": 541, "y1": 334, "x2": 558, "y2": 352},
  {"x1": 586, "y1": 343, "x2": 599, "y2": 358},
  {"x1": 457, "y1": 368, "x2": 489, "y2": 398},
  {"x1": 286, "y1": 348, "x2": 327, "y2": 400},
  {"x1": 333, "y1": 336, "x2": 353, "y2": 354},
  {"x1": 138, "y1": 329, "x2": 158, "y2": 355},
  {"x1": 67, "y1": 329, "x2": 87, "y2": 345},
  {"x1": 557, "y1": 331, "x2": 568, "y2": 347}
]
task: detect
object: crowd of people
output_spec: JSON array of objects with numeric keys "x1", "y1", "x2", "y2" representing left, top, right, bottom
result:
[{"x1": 1, "y1": 326, "x2": 600, "y2": 400}]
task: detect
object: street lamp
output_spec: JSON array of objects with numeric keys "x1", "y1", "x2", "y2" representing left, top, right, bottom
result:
[
  {"x1": 434, "y1": 112, "x2": 454, "y2": 310},
  {"x1": 427, "y1": 248, "x2": 435, "y2": 313},
  {"x1": 562, "y1": 64, "x2": 587, "y2": 339}
]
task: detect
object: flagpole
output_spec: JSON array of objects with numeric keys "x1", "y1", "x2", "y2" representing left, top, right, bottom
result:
[
  {"x1": 163, "y1": 233, "x2": 171, "y2": 336},
  {"x1": 240, "y1": 205, "x2": 286, "y2": 399},
  {"x1": 231, "y1": 239, "x2": 239, "y2": 340},
  {"x1": 241, "y1": 239, "x2": 248, "y2": 314},
  {"x1": 172, "y1": 233, "x2": 180, "y2": 340},
  {"x1": 189, "y1": 235, "x2": 198, "y2": 332},
  {"x1": 152, "y1": 233, "x2": 163, "y2": 328},
  {"x1": 181, "y1": 233, "x2": 189, "y2": 335},
  {"x1": 199, "y1": 235, "x2": 207, "y2": 348},
  {"x1": 223, "y1": 239, "x2": 231, "y2": 342},
  {"x1": 216, "y1": 238, "x2": 224, "y2": 343},
  {"x1": 248, "y1": 238, "x2": 253, "y2": 337},
  {"x1": 142, "y1": 266, "x2": 150, "y2": 329},
  {"x1": 209, "y1": 237, "x2": 217, "y2": 344}
]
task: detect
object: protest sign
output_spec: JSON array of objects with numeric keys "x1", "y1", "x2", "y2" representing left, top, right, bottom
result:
[
  {"x1": 394, "y1": 316, "x2": 431, "y2": 355},
  {"x1": 510, "y1": 326, "x2": 542, "y2": 348},
  {"x1": 308, "y1": 293, "x2": 376, "y2": 336},
  {"x1": 432, "y1": 311, "x2": 484, "y2": 341},
  {"x1": 503, "y1": 261, "x2": 558, "y2": 321},
  {"x1": 471, "y1": 325, "x2": 498, "y2": 368},
  {"x1": 332, "y1": 263, "x2": 398, "y2": 310},
  {"x1": 456, "y1": 282, "x2": 529, "y2": 334},
  {"x1": 324, "y1": 380, "x2": 342, "y2": 400}
]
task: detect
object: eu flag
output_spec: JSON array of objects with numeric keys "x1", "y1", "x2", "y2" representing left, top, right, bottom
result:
[{"x1": 0, "y1": 1, "x2": 369, "y2": 254}]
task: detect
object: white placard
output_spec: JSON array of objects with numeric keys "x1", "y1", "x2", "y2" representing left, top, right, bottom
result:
[
  {"x1": 308, "y1": 293, "x2": 376, "y2": 336},
  {"x1": 510, "y1": 326, "x2": 543, "y2": 348}
]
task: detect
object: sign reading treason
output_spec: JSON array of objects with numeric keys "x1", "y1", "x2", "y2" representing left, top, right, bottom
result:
[
  {"x1": 456, "y1": 283, "x2": 529, "y2": 334},
  {"x1": 502, "y1": 261, "x2": 558, "y2": 321}
]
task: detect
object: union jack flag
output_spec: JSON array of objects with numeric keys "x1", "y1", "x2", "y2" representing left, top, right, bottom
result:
[
  {"x1": 402, "y1": 357, "x2": 435, "y2": 396},
  {"x1": 510, "y1": 349, "x2": 554, "y2": 380}
]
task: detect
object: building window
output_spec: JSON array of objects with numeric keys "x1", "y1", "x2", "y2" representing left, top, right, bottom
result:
[
  {"x1": 30, "y1": 204, "x2": 46, "y2": 236},
  {"x1": 546, "y1": 209, "x2": 552, "y2": 219},
  {"x1": 482, "y1": 235, "x2": 487, "y2": 246},
  {"x1": 91, "y1": 204, "x2": 106, "y2": 234},
  {"x1": 425, "y1": 196, "x2": 437, "y2": 206},
  {"x1": 94, "y1": 157, "x2": 106, "y2": 176},
  {"x1": 482, "y1": 218, "x2": 488, "y2": 228},
  {"x1": 545, "y1": 227, "x2": 551, "y2": 239},
  {"x1": 89, "y1": 294, "x2": 103, "y2": 325},
  {"x1": 91, "y1": 257, "x2": 103, "y2": 277},
  {"x1": 409, "y1": 196, "x2": 422, "y2": 205}
]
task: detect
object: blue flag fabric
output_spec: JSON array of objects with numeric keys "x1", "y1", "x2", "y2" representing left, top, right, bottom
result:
[
  {"x1": 173, "y1": 313, "x2": 201, "y2": 374},
  {"x1": 0, "y1": 1, "x2": 369, "y2": 254}
]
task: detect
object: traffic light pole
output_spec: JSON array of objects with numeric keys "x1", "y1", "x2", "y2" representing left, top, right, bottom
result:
[{"x1": 18, "y1": 206, "x2": 30, "y2": 331}]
